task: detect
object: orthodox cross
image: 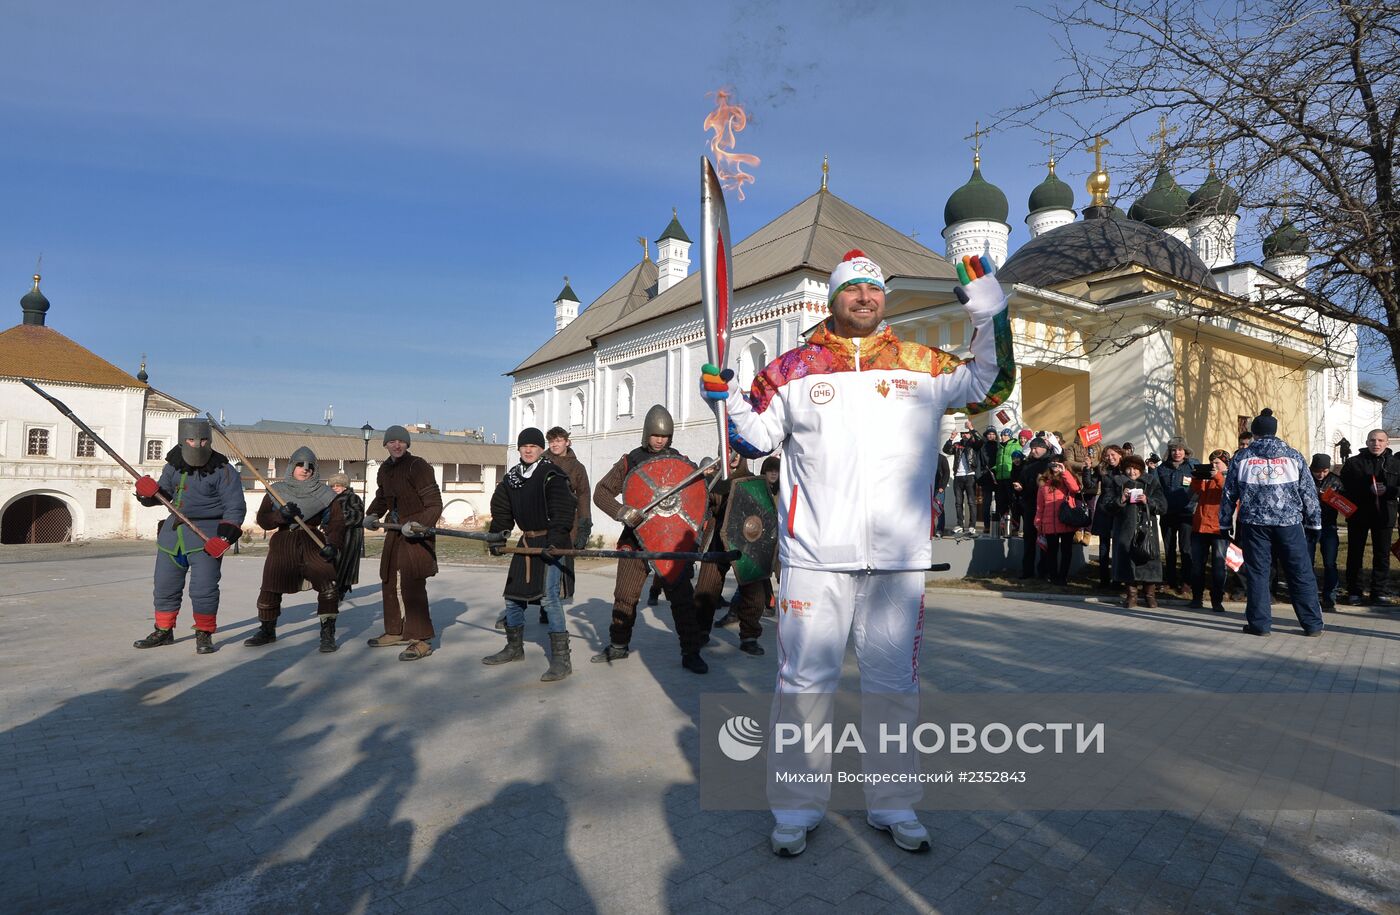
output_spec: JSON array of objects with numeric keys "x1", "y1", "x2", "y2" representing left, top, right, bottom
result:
[
  {"x1": 821, "y1": 155, "x2": 829, "y2": 190},
  {"x1": 1087, "y1": 135, "x2": 1110, "y2": 172},
  {"x1": 965, "y1": 121, "x2": 986, "y2": 165},
  {"x1": 637, "y1": 236, "x2": 649, "y2": 261},
  {"x1": 1148, "y1": 115, "x2": 1176, "y2": 156}
]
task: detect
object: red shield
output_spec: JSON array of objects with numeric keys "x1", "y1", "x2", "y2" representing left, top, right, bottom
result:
[{"x1": 623, "y1": 455, "x2": 708, "y2": 583}]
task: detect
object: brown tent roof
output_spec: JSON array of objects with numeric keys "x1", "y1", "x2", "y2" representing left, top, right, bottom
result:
[
  {"x1": 0, "y1": 323, "x2": 146, "y2": 388},
  {"x1": 510, "y1": 189, "x2": 956, "y2": 376},
  {"x1": 221, "y1": 428, "x2": 507, "y2": 465}
]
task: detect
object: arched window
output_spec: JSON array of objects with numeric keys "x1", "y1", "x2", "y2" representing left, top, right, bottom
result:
[
  {"x1": 616, "y1": 376, "x2": 634, "y2": 417},
  {"x1": 569, "y1": 392, "x2": 585, "y2": 428},
  {"x1": 522, "y1": 400, "x2": 536, "y2": 430},
  {"x1": 737, "y1": 339, "x2": 767, "y2": 392}
]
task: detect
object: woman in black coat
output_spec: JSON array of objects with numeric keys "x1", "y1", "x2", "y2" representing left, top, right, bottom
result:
[
  {"x1": 1090, "y1": 446, "x2": 1124, "y2": 587},
  {"x1": 1101, "y1": 453, "x2": 1168, "y2": 608}
]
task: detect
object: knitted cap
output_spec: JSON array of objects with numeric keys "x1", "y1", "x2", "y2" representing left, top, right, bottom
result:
[
  {"x1": 382, "y1": 424, "x2": 411, "y2": 445},
  {"x1": 517, "y1": 427, "x2": 546, "y2": 448},
  {"x1": 1310, "y1": 453, "x2": 1331, "y2": 471},
  {"x1": 828, "y1": 249, "x2": 885, "y2": 302},
  {"x1": 1250, "y1": 408, "x2": 1278, "y2": 437},
  {"x1": 1018, "y1": 429, "x2": 1034, "y2": 442}
]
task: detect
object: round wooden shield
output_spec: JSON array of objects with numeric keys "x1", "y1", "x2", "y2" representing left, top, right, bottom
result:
[
  {"x1": 720, "y1": 476, "x2": 778, "y2": 584},
  {"x1": 622, "y1": 454, "x2": 708, "y2": 583}
]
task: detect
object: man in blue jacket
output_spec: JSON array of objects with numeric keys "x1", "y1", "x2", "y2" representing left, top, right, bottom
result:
[
  {"x1": 1219, "y1": 409, "x2": 1324, "y2": 637},
  {"x1": 1155, "y1": 436, "x2": 1198, "y2": 593}
]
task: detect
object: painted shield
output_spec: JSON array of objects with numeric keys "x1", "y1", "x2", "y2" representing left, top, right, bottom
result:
[
  {"x1": 721, "y1": 477, "x2": 778, "y2": 583},
  {"x1": 623, "y1": 455, "x2": 708, "y2": 583}
]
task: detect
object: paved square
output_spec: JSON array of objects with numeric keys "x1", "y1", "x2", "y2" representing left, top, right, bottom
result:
[{"x1": 2, "y1": 544, "x2": 1398, "y2": 914}]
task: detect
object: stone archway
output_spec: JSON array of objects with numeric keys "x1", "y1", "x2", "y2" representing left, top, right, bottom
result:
[{"x1": 1, "y1": 494, "x2": 74, "y2": 544}]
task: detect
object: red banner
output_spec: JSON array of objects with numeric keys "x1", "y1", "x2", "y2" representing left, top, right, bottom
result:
[
  {"x1": 1320, "y1": 489, "x2": 1357, "y2": 519},
  {"x1": 1225, "y1": 542, "x2": 1244, "y2": 572},
  {"x1": 1079, "y1": 423, "x2": 1102, "y2": 447}
]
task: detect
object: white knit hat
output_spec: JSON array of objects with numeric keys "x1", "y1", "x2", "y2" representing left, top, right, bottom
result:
[{"x1": 828, "y1": 249, "x2": 885, "y2": 302}]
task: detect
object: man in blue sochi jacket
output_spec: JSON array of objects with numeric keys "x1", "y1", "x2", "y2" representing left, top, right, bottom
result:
[{"x1": 1219, "y1": 408, "x2": 1324, "y2": 637}]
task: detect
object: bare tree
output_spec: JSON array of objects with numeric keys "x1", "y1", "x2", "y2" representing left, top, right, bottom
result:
[{"x1": 1002, "y1": 0, "x2": 1400, "y2": 400}]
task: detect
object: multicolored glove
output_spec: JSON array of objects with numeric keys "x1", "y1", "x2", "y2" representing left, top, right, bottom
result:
[
  {"x1": 953, "y1": 254, "x2": 1005, "y2": 320},
  {"x1": 700, "y1": 363, "x2": 734, "y2": 402},
  {"x1": 135, "y1": 475, "x2": 161, "y2": 499}
]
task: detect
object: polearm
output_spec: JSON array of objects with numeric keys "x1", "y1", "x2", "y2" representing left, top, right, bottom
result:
[
  {"x1": 204, "y1": 412, "x2": 328, "y2": 550},
  {"x1": 376, "y1": 522, "x2": 736, "y2": 563},
  {"x1": 20, "y1": 378, "x2": 211, "y2": 543},
  {"x1": 700, "y1": 157, "x2": 735, "y2": 481}
]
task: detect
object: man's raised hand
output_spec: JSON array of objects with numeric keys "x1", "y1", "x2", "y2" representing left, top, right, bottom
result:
[
  {"x1": 700, "y1": 363, "x2": 733, "y2": 402},
  {"x1": 953, "y1": 254, "x2": 1005, "y2": 320}
]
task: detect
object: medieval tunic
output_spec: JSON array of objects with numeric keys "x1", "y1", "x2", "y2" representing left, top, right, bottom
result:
[
  {"x1": 331, "y1": 488, "x2": 366, "y2": 598},
  {"x1": 366, "y1": 451, "x2": 443, "y2": 640},
  {"x1": 142, "y1": 447, "x2": 246, "y2": 628},
  {"x1": 549, "y1": 446, "x2": 592, "y2": 599},
  {"x1": 593, "y1": 445, "x2": 704, "y2": 654},
  {"x1": 488, "y1": 457, "x2": 576, "y2": 603},
  {"x1": 254, "y1": 494, "x2": 347, "y2": 620}
]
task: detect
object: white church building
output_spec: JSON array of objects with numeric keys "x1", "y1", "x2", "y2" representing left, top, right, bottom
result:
[{"x1": 508, "y1": 154, "x2": 1383, "y2": 540}]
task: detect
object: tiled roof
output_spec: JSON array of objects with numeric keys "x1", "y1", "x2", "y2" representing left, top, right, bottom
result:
[
  {"x1": 0, "y1": 323, "x2": 145, "y2": 388},
  {"x1": 511, "y1": 258, "x2": 658, "y2": 373},
  {"x1": 220, "y1": 423, "x2": 508, "y2": 465},
  {"x1": 510, "y1": 189, "x2": 955, "y2": 376}
]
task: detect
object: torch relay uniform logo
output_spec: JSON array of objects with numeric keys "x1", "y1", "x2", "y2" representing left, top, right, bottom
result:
[
  {"x1": 718, "y1": 716, "x2": 764, "y2": 761},
  {"x1": 809, "y1": 382, "x2": 835, "y2": 405}
]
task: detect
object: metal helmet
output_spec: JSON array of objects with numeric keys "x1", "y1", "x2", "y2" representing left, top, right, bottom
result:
[
  {"x1": 288, "y1": 446, "x2": 318, "y2": 479},
  {"x1": 642, "y1": 404, "x2": 674, "y2": 444},
  {"x1": 177, "y1": 417, "x2": 213, "y2": 467}
]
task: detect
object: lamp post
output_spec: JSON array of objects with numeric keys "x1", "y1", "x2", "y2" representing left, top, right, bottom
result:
[{"x1": 361, "y1": 423, "x2": 373, "y2": 558}]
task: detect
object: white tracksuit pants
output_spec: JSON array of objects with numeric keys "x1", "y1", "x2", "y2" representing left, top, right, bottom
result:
[{"x1": 768, "y1": 566, "x2": 926, "y2": 827}]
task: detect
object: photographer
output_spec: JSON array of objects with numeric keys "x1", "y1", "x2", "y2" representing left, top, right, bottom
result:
[
  {"x1": 1101, "y1": 453, "x2": 1167, "y2": 608},
  {"x1": 1187, "y1": 450, "x2": 1231, "y2": 613}
]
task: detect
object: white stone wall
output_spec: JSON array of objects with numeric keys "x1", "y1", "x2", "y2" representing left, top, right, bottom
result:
[
  {"x1": 0, "y1": 379, "x2": 192, "y2": 540},
  {"x1": 1026, "y1": 209, "x2": 1073, "y2": 239},
  {"x1": 1189, "y1": 214, "x2": 1239, "y2": 270},
  {"x1": 942, "y1": 220, "x2": 1010, "y2": 267}
]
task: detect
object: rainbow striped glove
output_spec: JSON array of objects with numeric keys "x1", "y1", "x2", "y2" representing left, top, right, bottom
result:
[
  {"x1": 700, "y1": 363, "x2": 733, "y2": 402},
  {"x1": 953, "y1": 254, "x2": 1005, "y2": 321}
]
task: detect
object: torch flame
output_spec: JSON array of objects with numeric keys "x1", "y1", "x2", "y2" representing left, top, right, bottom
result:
[{"x1": 704, "y1": 89, "x2": 760, "y2": 200}]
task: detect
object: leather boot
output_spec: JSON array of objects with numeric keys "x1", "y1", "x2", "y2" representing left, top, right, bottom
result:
[
  {"x1": 319, "y1": 617, "x2": 337, "y2": 653},
  {"x1": 1143, "y1": 584, "x2": 1159, "y2": 608},
  {"x1": 244, "y1": 621, "x2": 276, "y2": 647},
  {"x1": 1123, "y1": 586, "x2": 1138, "y2": 609},
  {"x1": 540, "y1": 631, "x2": 572, "y2": 682},
  {"x1": 482, "y1": 626, "x2": 525, "y2": 665},
  {"x1": 195, "y1": 630, "x2": 216, "y2": 654},
  {"x1": 133, "y1": 627, "x2": 174, "y2": 649}
]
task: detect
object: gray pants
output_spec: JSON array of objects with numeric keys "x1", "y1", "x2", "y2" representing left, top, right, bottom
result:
[{"x1": 153, "y1": 520, "x2": 223, "y2": 615}]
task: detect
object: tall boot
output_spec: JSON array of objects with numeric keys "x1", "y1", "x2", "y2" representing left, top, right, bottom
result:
[
  {"x1": 540, "y1": 632, "x2": 572, "y2": 682},
  {"x1": 319, "y1": 616, "x2": 338, "y2": 653},
  {"x1": 482, "y1": 626, "x2": 525, "y2": 665},
  {"x1": 1143, "y1": 584, "x2": 1159, "y2": 608},
  {"x1": 244, "y1": 621, "x2": 277, "y2": 647},
  {"x1": 1123, "y1": 585, "x2": 1138, "y2": 609}
]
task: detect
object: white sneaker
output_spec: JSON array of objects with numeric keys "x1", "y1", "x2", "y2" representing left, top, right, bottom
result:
[
  {"x1": 867, "y1": 815, "x2": 930, "y2": 852},
  {"x1": 953, "y1": 526, "x2": 963, "y2": 534},
  {"x1": 770, "y1": 823, "x2": 811, "y2": 857}
]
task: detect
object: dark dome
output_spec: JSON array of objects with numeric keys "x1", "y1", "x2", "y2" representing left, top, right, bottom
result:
[
  {"x1": 998, "y1": 210, "x2": 1215, "y2": 289},
  {"x1": 944, "y1": 163, "x2": 1009, "y2": 227},
  {"x1": 1128, "y1": 165, "x2": 1189, "y2": 229},
  {"x1": 1188, "y1": 170, "x2": 1239, "y2": 219},
  {"x1": 1263, "y1": 220, "x2": 1307, "y2": 258},
  {"x1": 1028, "y1": 164, "x2": 1074, "y2": 214}
]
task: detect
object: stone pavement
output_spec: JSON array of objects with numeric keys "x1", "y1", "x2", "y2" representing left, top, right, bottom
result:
[{"x1": 2, "y1": 543, "x2": 1398, "y2": 914}]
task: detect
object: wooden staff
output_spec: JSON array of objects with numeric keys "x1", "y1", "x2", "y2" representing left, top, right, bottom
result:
[
  {"x1": 204, "y1": 412, "x2": 328, "y2": 550},
  {"x1": 21, "y1": 379, "x2": 211, "y2": 543}
]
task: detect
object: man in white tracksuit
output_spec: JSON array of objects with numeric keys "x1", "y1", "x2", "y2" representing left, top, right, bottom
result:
[{"x1": 701, "y1": 248, "x2": 1014, "y2": 856}]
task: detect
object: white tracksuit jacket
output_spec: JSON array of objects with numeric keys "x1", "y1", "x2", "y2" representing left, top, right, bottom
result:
[{"x1": 727, "y1": 299, "x2": 1014, "y2": 573}]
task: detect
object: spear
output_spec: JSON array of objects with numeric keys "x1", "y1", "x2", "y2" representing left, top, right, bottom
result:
[
  {"x1": 700, "y1": 156, "x2": 735, "y2": 480},
  {"x1": 376, "y1": 522, "x2": 737, "y2": 563},
  {"x1": 20, "y1": 378, "x2": 218, "y2": 549},
  {"x1": 204, "y1": 412, "x2": 328, "y2": 550}
]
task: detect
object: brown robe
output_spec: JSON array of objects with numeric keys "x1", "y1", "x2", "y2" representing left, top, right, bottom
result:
[
  {"x1": 254, "y1": 493, "x2": 346, "y2": 620},
  {"x1": 367, "y1": 452, "x2": 443, "y2": 581}
]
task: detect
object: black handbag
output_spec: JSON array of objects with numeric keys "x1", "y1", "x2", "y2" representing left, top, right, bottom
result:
[
  {"x1": 1129, "y1": 510, "x2": 1153, "y2": 564},
  {"x1": 1059, "y1": 493, "x2": 1091, "y2": 529}
]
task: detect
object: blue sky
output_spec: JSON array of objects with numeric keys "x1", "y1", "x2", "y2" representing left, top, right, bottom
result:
[{"x1": 1, "y1": 1, "x2": 1339, "y2": 439}]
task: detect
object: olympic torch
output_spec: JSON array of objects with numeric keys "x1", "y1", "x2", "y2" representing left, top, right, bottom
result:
[{"x1": 700, "y1": 156, "x2": 734, "y2": 480}]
